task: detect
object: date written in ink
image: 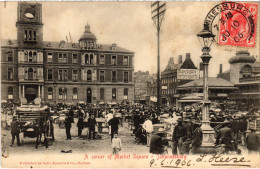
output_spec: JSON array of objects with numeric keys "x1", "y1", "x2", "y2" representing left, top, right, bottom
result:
[{"x1": 150, "y1": 158, "x2": 191, "y2": 168}]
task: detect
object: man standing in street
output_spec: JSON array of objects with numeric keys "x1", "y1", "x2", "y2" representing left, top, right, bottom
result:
[
  {"x1": 10, "y1": 116, "x2": 20, "y2": 146},
  {"x1": 219, "y1": 122, "x2": 235, "y2": 153},
  {"x1": 88, "y1": 114, "x2": 96, "y2": 140},
  {"x1": 77, "y1": 112, "x2": 84, "y2": 137},
  {"x1": 142, "y1": 117, "x2": 153, "y2": 147},
  {"x1": 108, "y1": 114, "x2": 120, "y2": 141},
  {"x1": 172, "y1": 118, "x2": 186, "y2": 154},
  {"x1": 64, "y1": 113, "x2": 72, "y2": 140},
  {"x1": 190, "y1": 123, "x2": 202, "y2": 154}
]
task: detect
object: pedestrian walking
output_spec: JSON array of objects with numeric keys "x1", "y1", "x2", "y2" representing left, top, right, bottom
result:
[
  {"x1": 111, "y1": 134, "x2": 122, "y2": 155},
  {"x1": 87, "y1": 114, "x2": 96, "y2": 140},
  {"x1": 64, "y1": 113, "x2": 72, "y2": 140},
  {"x1": 108, "y1": 114, "x2": 120, "y2": 141},
  {"x1": 10, "y1": 116, "x2": 20, "y2": 146}
]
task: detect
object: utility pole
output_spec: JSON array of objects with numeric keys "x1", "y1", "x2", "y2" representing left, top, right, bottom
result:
[{"x1": 151, "y1": 1, "x2": 166, "y2": 114}]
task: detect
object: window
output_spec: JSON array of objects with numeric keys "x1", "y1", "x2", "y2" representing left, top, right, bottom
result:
[
  {"x1": 112, "y1": 88, "x2": 116, "y2": 100},
  {"x1": 59, "y1": 88, "x2": 67, "y2": 100},
  {"x1": 85, "y1": 54, "x2": 89, "y2": 64},
  {"x1": 8, "y1": 68, "x2": 13, "y2": 80},
  {"x1": 73, "y1": 88, "x2": 78, "y2": 100},
  {"x1": 33, "y1": 52, "x2": 37, "y2": 62},
  {"x1": 72, "y1": 54, "x2": 78, "y2": 64},
  {"x1": 87, "y1": 70, "x2": 92, "y2": 81},
  {"x1": 90, "y1": 54, "x2": 94, "y2": 64},
  {"x1": 47, "y1": 53, "x2": 53, "y2": 62},
  {"x1": 123, "y1": 56, "x2": 128, "y2": 65},
  {"x1": 48, "y1": 87, "x2": 53, "y2": 99},
  {"x1": 58, "y1": 69, "x2": 68, "y2": 81},
  {"x1": 8, "y1": 87, "x2": 13, "y2": 99},
  {"x1": 72, "y1": 70, "x2": 78, "y2": 81},
  {"x1": 59, "y1": 88, "x2": 63, "y2": 100},
  {"x1": 28, "y1": 68, "x2": 34, "y2": 80},
  {"x1": 124, "y1": 88, "x2": 128, "y2": 100},
  {"x1": 111, "y1": 56, "x2": 117, "y2": 65},
  {"x1": 124, "y1": 71, "x2": 129, "y2": 83},
  {"x1": 47, "y1": 69, "x2": 53, "y2": 80},
  {"x1": 100, "y1": 88, "x2": 104, "y2": 100},
  {"x1": 24, "y1": 30, "x2": 36, "y2": 42},
  {"x1": 100, "y1": 71, "x2": 105, "y2": 82},
  {"x1": 99, "y1": 55, "x2": 105, "y2": 64},
  {"x1": 58, "y1": 53, "x2": 67, "y2": 63},
  {"x1": 6, "y1": 52, "x2": 13, "y2": 62},
  {"x1": 29, "y1": 51, "x2": 33, "y2": 62},
  {"x1": 112, "y1": 71, "x2": 117, "y2": 82}
]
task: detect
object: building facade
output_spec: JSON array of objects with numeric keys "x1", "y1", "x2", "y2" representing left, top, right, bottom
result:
[
  {"x1": 134, "y1": 71, "x2": 153, "y2": 104},
  {"x1": 1, "y1": 2, "x2": 135, "y2": 105},
  {"x1": 147, "y1": 53, "x2": 198, "y2": 107}
]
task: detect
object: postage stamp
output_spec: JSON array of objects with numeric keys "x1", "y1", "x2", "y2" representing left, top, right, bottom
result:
[{"x1": 218, "y1": 2, "x2": 258, "y2": 47}]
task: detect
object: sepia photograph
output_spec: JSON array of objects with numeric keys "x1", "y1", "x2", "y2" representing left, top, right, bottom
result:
[{"x1": 1, "y1": 1, "x2": 260, "y2": 168}]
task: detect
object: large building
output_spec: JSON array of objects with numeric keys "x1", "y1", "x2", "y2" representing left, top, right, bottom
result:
[
  {"x1": 147, "y1": 53, "x2": 198, "y2": 107},
  {"x1": 1, "y1": 2, "x2": 135, "y2": 105}
]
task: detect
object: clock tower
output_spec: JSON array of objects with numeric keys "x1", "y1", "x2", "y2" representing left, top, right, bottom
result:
[{"x1": 16, "y1": 2, "x2": 43, "y2": 49}]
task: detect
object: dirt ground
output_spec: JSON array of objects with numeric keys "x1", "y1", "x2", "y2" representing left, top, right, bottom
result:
[{"x1": 1, "y1": 119, "x2": 150, "y2": 156}]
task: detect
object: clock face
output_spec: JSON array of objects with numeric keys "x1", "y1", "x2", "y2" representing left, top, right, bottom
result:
[{"x1": 24, "y1": 6, "x2": 36, "y2": 19}]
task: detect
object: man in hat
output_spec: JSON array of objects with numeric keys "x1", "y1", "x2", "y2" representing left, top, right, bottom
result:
[
  {"x1": 239, "y1": 115, "x2": 248, "y2": 146},
  {"x1": 88, "y1": 114, "x2": 96, "y2": 140},
  {"x1": 180, "y1": 119, "x2": 192, "y2": 154},
  {"x1": 108, "y1": 114, "x2": 120, "y2": 141},
  {"x1": 190, "y1": 122, "x2": 202, "y2": 154},
  {"x1": 10, "y1": 116, "x2": 20, "y2": 146},
  {"x1": 246, "y1": 128, "x2": 259, "y2": 153},
  {"x1": 172, "y1": 118, "x2": 186, "y2": 154},
  {"x1": 64, "y1": 113, "x2": 72, "y2": 140},
  {"x1": 150, "y1": 128, "x2": 166, "y2": 154},
  {"x1": 218, "y1": 122, "x2": 235, "y2": 153}
]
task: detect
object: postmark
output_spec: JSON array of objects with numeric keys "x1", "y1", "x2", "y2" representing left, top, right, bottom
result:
[{"x1": 204, "y1": 1, "x2": 258, "y2": 48}]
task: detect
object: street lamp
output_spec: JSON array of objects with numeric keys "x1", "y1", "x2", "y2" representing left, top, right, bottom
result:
[{"x1": 197, "y1": 23, "x2": 216, "y2": 150}]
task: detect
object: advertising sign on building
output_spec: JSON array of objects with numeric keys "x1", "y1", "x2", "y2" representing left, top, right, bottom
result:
[{"x1": 177, "y1": 69, "x2": 199, "y2": 80}]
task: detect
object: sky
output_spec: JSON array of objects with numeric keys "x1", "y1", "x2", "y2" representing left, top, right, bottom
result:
[{"x1": 1, "y1": 1, "x2": 259, "y2": 77}]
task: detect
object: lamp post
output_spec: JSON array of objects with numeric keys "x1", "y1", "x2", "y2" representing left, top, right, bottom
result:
[
  {"x1": 197, "y1": 24, "x2": 216, "y2": 150},
  {"x1": 151, "y1": 1, "x2": 166, "y2": 115}
]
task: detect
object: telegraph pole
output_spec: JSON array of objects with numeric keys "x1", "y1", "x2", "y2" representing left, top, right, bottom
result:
[{"x1": 151, "y1": 1, "x2": 166, "y2": 114}]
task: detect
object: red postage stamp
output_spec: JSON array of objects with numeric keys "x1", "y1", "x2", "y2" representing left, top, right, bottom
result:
[{"x1": 218, "y1": 2, "x2": 258, "y2": 47}]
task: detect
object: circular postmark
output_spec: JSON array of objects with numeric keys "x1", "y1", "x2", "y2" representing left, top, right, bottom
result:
[{"x1": 204, "y1": 2, "x2": 258, "y2": 47}]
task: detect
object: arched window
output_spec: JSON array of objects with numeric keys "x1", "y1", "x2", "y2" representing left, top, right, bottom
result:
[
  {"x1": 90, "y1": 54, "x2": 94, "y2": 64},
  {"x1": 241, "y1": 65, "x2": 252, "y2": 72},
  {"x1": 85, "y1": 54, "x2": 89, "y2": 64},
  {"x1": 124, "y1": 88, "x2": 128, "y2": 100},
  {"x1": 73, "y1": 88, "x2": 78, "y2": 100},
  {"x1": 100, "y1": 88, "x2": 104, "y2": 100},
  {"x1": 112, "y1": 88, "x2": 116, "y2": 100},
  {"x1": 29, "y1": 51, "x2": 33, "y2": 62},
  {"x1": 28, "y1": 68, "x2": 33, "y2": 80},
  {"x1": 48, "y1": 87, "x2": 53, "y2": 100},
  {"x1": 8, "y1": 87, "x2": 13, "y2": 99},
  {"x1": 59, "y1": 88, "x2": 63, "y2": 100},
  {"x1": 87, "y1": 70, "x2": 92, "y2": 81}
]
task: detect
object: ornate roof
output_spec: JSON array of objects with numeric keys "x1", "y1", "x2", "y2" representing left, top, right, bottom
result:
[
  {"x1": 229, "y1": 51, "x2": 256, "y2": 64},
  {"x1": 79, "y1": 24, "x2": 97, "y2": 41}
]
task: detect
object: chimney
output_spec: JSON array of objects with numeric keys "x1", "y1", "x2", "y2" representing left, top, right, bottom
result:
[
  {"x1": 219, "y1": 64, "x2": 223, "y2": 74},
  {"x1": 186, "y1": 53, "x2": 191, "y2": 59},
  {"x1": 178, "y1": 55, "x2": 183, "y2": 64}
]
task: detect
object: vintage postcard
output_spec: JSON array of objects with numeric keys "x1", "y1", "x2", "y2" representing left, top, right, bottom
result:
[{"x1": 1, "y1": 1, "x2": 260, "y2": 168}]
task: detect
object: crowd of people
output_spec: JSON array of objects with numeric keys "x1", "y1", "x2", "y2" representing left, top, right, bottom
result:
[{"x1": 2, "y1": 101, "x2": 260, "y2": 156}]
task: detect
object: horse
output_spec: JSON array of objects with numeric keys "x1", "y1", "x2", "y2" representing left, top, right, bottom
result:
[{"x1": 34, "y1": 116, "x2": 49, "y2": 149}]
